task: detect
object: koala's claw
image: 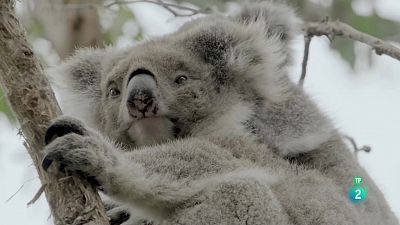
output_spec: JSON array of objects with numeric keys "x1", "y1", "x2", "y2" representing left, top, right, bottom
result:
[
  {"x1": 41, "y1": 157, "x2": 54, "y2": 171},
  {"x1": 44, "y1": 117, "x2": 86, "y2": 145},
  {"x1": 107, "y1": 205, "x2": 130, "y2": 225}
]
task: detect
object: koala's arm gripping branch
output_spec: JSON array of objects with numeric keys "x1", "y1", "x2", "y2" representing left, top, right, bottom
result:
[{"x1": 0, "y1": 1, "x2": 108, "y2": 225}]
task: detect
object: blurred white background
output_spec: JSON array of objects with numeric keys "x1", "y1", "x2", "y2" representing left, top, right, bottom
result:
[{"x1": 1, "y1": 0, "x2": 399, "y2": 224}]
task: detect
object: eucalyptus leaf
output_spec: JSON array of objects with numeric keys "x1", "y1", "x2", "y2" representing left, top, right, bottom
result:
[{"x1": 331, "y1": 39, "x2": 356, "y2": 68}]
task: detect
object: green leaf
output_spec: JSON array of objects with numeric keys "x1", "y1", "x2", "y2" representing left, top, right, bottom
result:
[
  {"x1": 331, "y1": 39, "x2": 356, "y2": 68},
  {"x1": 350, "y1": 13, "x2": 400, "y2": 41}
]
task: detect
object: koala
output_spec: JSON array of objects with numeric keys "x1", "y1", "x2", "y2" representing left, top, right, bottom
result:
[{"x1": 43, "y1": 1, "x2": 399, "y2": 225}]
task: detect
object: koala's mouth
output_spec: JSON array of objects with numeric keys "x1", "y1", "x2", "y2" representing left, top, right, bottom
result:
[
  {"x1": 127, "y1": 116, "x2": 175, "y2": 146},
  {"x1": 135, "y1": 115, "x2": 161, "y2": 122}
]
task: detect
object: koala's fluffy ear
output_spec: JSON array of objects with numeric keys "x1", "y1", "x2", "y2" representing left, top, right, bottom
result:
[
  {"x1": 180, "y1": 1, "x2": 300, "y2": 101},
  {"x1": 46, "y1": 48, "x2": 122, "y2": 128},
  {"x1": 227, "y1": 1, "x2": 302, "y2": 101},
  {"x1": 232, "y1": 1, "x2": 301, "y2": 67}
]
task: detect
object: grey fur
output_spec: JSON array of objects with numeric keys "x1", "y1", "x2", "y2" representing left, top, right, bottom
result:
[{"x1": 45, "y1": 1, "x2": 398, "y2": 225}]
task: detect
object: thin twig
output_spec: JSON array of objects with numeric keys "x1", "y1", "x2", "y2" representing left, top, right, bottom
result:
[
  {"x1": 299, "y1": 34, "x2": 312, "y2": 87},
  {"x1": 343, "y1": 135, "x2": 371, "y2": 160},
  {"x1": 303, "y1": 20, "x2": 400, "y2": 61},
  {"x1": 27, "y1": 183, "x2": 47, "y2": 206},
  {"x1": 156, "y1": 0, "x2": 178, "y2": 16},
  {"x1": 5, "y1": 176, "x2": 39, "y2": 203},
  {"x1": 105, "y1": 0, "x2": 203, "y2": 17}
]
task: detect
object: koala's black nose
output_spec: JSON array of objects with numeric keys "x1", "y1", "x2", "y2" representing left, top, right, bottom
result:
[
  {"x1": 128, "y1": 89, "x2": 155, "y2": 112},
  {"x1": 126, "y1": 73, "x2": 158, "y2": 118}
]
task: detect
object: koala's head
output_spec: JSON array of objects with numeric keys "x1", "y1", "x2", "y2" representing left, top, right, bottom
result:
[{"x1": 49, "y1": 2, "x2": 300, "y2": 147}]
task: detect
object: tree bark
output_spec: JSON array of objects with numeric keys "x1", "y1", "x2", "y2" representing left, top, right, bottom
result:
[{"x1": 0, "y1": 1, "x2": 108, "y2": 225}]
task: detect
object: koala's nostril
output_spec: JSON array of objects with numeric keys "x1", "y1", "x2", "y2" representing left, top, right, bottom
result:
[
  {"x1": 128, "y1": 96, "x2": 153, "y2": 111},
  {"x1": 127, "y1": 90, "x2": 157, "y2": 118}
]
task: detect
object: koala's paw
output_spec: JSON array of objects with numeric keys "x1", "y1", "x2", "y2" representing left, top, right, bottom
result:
[{"x1": 42, "y1": 116, "x2": 113, "y2": 186}]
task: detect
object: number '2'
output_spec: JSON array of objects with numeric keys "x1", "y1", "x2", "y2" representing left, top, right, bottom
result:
[{"x1": 355, "y1": 189, "x2": 362, "y2": 200}]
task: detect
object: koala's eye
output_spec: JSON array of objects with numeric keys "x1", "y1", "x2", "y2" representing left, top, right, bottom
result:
[
  {"x1": 174, "y1": 75, "x2": 188, "y2": 85},
  {"x1": 109, "y1": 88, "x2": 120, "y2": 98}
]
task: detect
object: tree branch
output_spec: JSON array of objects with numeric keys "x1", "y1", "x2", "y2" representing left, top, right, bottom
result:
[
  {"x1": 299, "y1": 20, "x2": 400, "y2": 87},
  {"x1": 0, "y1": 1, "x2": 108, "y2": 225},
  {"x1": 299, "y1": 34, "x2": 312, "y2": 87},
  {"x1": 32, "y1": 0, "x2": 104, "y2": 59},
  {"x1": 303, "y1": 20, "x2": 400, "y2": 61}
]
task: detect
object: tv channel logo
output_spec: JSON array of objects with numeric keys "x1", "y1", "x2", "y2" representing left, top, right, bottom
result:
[{"x1": 348, "y1": 176, "x2": 368, "y2": 204}]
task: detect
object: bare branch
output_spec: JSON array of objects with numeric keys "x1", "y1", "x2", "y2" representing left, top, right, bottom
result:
[
  {"x1": 27, "y1": 183, "x2": 47, "y2": 206},
  {"x1": 299, "y1": 34, "x2": 312, "y2": 87},
  {"x1": 105, "y1": 0, "x2": 204, "y2": 17},
  {"x1": 303, "y1": 20, "x2": 400, "y2": 61}
]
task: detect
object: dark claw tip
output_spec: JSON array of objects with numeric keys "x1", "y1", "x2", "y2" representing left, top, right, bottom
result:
[
  {"x1": 42, "y1": 157, "x2": 53, "y2": 171},
  {"x1": 44, "y1": 122, "x2": 84, "y2": 145}
]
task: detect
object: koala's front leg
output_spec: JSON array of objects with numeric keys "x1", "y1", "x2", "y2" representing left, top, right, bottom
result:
[{"x1": 42, "y1": 117, "x2": 202, "y2": 219}]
